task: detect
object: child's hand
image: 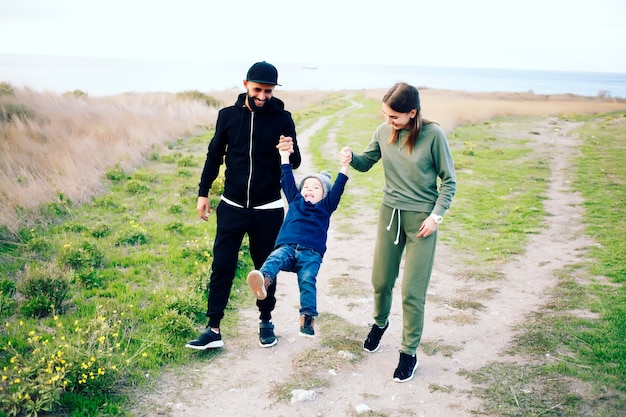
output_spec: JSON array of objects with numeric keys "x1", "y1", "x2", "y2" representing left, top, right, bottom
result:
[
  {"x1": 277, "y1": 135, "x2": 293, "y2": 161},
  {"x1": 339, "y1": 146, "x2": 352, "y2": 166},
  {"x1": 278, "y1": 148, "x2": 290, "y2": 159}
]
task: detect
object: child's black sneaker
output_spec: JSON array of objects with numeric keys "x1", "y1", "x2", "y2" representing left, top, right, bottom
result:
[
  {"x1": 363, "y1": 321, "x2": 388, "y2": 352},
  {"x1": 393, "y1": 351, "x2": 418, "y2": 383},
  {"x1": 299, "y1": 314, "x2": 315, "y2": 338},
  {"x1": 247, "y1": 270, "x2": 270, "y2": 300},
  {"x1": 185, "y1": 328, "x2": 224, "y2": 350},
  {"x1": 259, "y1": 320, "x2": 277, "y2": 347}
]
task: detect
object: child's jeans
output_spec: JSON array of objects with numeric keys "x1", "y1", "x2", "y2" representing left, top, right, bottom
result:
[{"x1": 260, "y1": 244, "x2": 322, "y2": 317}]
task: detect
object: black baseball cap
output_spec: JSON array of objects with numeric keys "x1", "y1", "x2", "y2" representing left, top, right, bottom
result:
[{"x1": 246, "y1": 61, "x2": 280, "y2": 86}]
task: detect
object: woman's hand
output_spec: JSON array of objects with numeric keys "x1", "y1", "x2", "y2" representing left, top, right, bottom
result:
[
  {"x1": 339, "y1": 146, "x2": 352, "y2": 165},
  {"x1": 416, "y1": 217, "x2": 438, "y2": 238}
]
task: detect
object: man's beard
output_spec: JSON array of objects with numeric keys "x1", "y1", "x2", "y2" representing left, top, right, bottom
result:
[{"x1": 247, "y1": 94, "x2": 269, "y2": 112}]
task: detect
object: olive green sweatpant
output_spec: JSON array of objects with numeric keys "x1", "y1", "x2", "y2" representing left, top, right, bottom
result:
[{"x1": 371, "y1": 204, "x2": 437, "y2": 355}]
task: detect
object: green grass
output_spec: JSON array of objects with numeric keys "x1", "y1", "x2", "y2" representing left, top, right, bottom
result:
[
  {"x1": 0, "y1": 116, "x2": 296, "y2": 414},
  {"x1": 462, "y1": 112, "x2": 626, "y2": 416},
  {"x1": 445, "y1": 118, "x2": 550, "y2": 279}
]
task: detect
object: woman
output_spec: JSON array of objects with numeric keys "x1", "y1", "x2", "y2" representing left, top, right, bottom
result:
[{"x1": 340, "y1": 82, "x2": 456, "y2": 382}]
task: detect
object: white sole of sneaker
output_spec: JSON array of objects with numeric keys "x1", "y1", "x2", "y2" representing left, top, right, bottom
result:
[
  {"x1": 247, "y1": 270, "x2": 267, "y2": 300},
  {"x1": 299, "y1": 332, "x2": 315, "y2": 338},
  {"x1": 259, "y1": 339, "x2": 277, "y2": 348},
  {"x1": 185, "y1": 340, "x2": 224, "y2": 350}
]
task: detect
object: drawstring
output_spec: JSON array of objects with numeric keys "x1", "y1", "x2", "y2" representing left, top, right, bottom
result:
[{"x1": 386, "y1": 208, "x2": 401, "y2": 245}]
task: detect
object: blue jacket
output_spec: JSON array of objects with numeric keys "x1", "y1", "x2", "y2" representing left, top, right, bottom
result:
[{"x1": 274, "y1": 164, "x2": 348, "y2": 256}]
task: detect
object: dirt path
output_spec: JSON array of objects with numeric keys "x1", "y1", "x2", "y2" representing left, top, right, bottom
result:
[{"x1": 131, "y1": 102, "x2": 592, "y2": 416}]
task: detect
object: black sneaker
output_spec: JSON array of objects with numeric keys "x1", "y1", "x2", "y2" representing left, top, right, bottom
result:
[
  {"x1": 363, "y1": 321, "x2": 389, "y2": 352},
  {"x1": 259, "y1": 320, "x2": 277, "y2": 347},
  {"x1": 185, "y1": 328, "x2": 224, "y2": 350},
  {"x1": 299, "y1": 314, "x2": 315, "y2": 338},
  {"x1": 393, "y1": 351, "x2": 418, "y2": 383}
]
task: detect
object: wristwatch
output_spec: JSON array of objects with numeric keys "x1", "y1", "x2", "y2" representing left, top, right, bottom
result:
[{"x1": 429, "y1": 213, "x2": 443, "y2": 224}]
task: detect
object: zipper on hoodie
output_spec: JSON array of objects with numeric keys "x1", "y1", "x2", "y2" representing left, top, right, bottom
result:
[{"x1": 245, "y1": 112, "x2": 254, "y2": 208}]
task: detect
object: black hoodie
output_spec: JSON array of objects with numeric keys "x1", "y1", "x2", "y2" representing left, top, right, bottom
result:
[{"x1": 198, "y1": 93, "x2": 301, "y2": 208}]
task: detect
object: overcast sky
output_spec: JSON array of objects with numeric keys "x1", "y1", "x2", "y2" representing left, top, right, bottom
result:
[{"x1": 1, "y1": 0, "x2": 625, "y2": 73}]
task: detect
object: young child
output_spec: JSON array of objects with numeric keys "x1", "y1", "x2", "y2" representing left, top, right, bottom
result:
[{"x1": 247, "y1": 142, "x2": 349, "y2": 338}]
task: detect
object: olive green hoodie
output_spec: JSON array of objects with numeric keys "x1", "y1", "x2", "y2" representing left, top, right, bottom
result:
[{"x1": 350, "y1": 121, "x2": 456, "y2": 217}]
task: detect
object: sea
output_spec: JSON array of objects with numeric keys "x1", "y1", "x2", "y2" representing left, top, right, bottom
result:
[{"x1": 2, "y1": 54, "x2": 626, "y2": 99}]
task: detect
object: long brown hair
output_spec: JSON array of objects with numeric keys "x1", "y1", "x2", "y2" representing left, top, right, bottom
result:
[{"x1": 383, "y1": 82, "x2": 432, "y2": 153}]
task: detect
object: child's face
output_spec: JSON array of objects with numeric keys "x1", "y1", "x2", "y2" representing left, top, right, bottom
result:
[{"x1": 301, "y1": 177, "x2": 324, "y2": 204}]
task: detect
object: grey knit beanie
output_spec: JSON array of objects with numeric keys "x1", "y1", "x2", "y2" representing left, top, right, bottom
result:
[{"x1": 298, "y1": 170, "x2": 332, "y2": 199}]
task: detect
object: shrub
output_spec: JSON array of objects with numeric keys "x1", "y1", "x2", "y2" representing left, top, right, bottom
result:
[
  {"x1": 157, "y1": 309, "x2": 195, "y2": 339},
  {"x1": 176, "y1": 155, "x2": 195, "y2": 167},
  {"x1": 167, "y1": 204, "x2": 183, "y2": 214},
  {"x1": 124, "y1": 180, "x2": 149, "y2": 194},
  {"x1": 104, "y1": 165, "x2": 127, "y2": 181},
  {"x1": 0, "y1": 102, "x2": 36, "y2": 125},
  {"x1": 58, "y1": 241, "x2": 106, "y2": 270},
  {"x1": 176, "y1": 90, "x2": 221, "y2": 108},
  {"x1": 17, "y1": 263, "x2": 71, "y2": 317},
  {"x1": 0, "y1": 279, "x2": 17, "y2": 296},
  {"x1": 0, "y1": 81, "x2": 14, "y2": 96},
  {"x1": 0, "y1": 280, "x2": 17, "y2": 318},
  {"x1": 114, "y1": 221, "x2": 148, "y2": 246},
  {"x1": 75, "y1": 267, "x2": 105, "y2": 289},
  {"x1": 90, "y1": 223, "x2": 111, "y2": 238}
]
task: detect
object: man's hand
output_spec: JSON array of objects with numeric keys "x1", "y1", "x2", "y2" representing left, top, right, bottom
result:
[
  {"x1": 277, "y1": 135, "x2": 294, "y2": 153},
  {"x1": 197, "y1": 196, "x2": 211, "y2": 221}
]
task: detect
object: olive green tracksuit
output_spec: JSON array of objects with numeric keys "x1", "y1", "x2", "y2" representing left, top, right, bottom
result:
[{"x1": 350, "y1": 121, "x2": 456, "y2": 355}]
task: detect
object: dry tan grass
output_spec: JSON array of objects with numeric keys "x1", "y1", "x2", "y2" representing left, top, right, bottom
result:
[
  {"x1": 366, "y1": 88, "x2": 626, "y2": 132},
  {"x1": 2, "y1": 87, "x2": 626, "y2": 232},
  {"x1": 1, "y1": 89, "x2": 219, "y2": 230}
]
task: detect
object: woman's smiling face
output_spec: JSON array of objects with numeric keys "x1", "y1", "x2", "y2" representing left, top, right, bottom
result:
[{"x1": 382, "y1": 103, "x2": 417, "y2": 130}]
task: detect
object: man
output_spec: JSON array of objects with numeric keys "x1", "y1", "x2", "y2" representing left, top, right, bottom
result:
[{"x1": 186, "y1": 61, "x2": 301, "y2": 350}]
